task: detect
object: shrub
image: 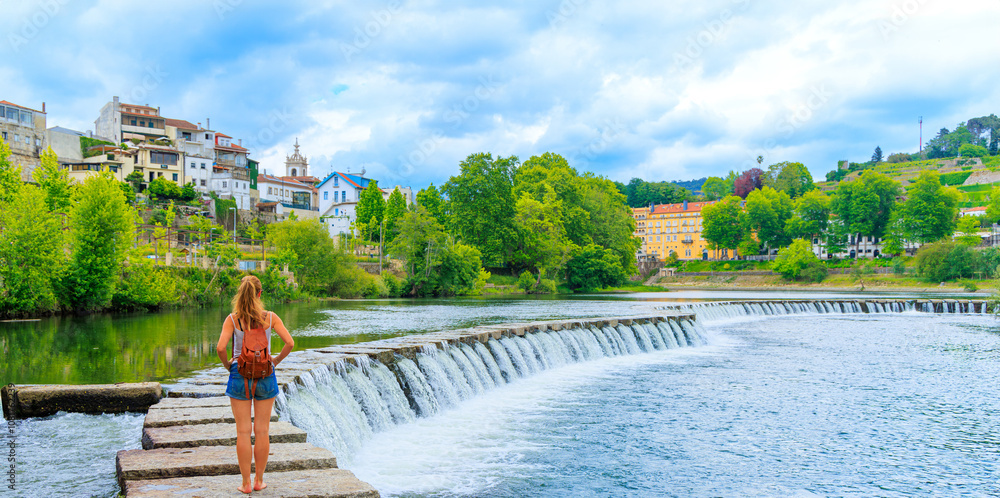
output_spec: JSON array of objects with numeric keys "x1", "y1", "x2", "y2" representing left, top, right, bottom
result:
[
  {"x1": 915, "y1": 242, "x2": 981, "y2": 282},
  {"x1": 382, "y1": 273, "x2": 403, "y2": 297},
  {"x1": 566, "y1": 244, "x2": 627, "y2": 292},
  {"x1": 800, "y1": 261, "x2": 828, "y2": 283},
  {"x1": 959, "y1": 143, "x2": 989, "y2": 158},
  {"x1": 771, "y1": 239, "x2": 822, "y2": 280},
  {"x1": 517, "y1": 270, "x2": 536, "y2": 292},
  {"x1": 537, "y1": 278, "x2": 558, "y2": 294},
  {"x1": 891, "y1": 257, "x2": 907, "y2": 274},
  {"x1": 963, "y1": 281, "x2": 978, "y2": 292}
]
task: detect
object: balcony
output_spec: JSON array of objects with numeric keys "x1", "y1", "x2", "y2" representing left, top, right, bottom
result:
[
  {"x1": 122, "y1": 124, "x2": 166, "y2": 137},
  {"x1": 682, "y1": 238, "x2": 694, "y2": 244}
]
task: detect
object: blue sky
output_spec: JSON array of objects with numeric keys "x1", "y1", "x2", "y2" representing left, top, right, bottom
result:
[{"x1": 3, "y1": 0, "x2": 999, "y2": 189}]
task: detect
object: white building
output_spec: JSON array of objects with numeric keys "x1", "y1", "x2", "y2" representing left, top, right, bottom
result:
[
  {"x1": 381, "y1": 185, "x2": 414, "y2": 204},
  {"x1": 315, "y1": 171, "x2": 376, "y2": 236},
  {"x1": 258, "y1": 173, "x2": 316, "y2": 210},
  {"x1": 166, "y1": 118, "x2": 214, "y2": 191},
  {"x1": 94, "y1": 96, "x2": 165, "y2": 144}
]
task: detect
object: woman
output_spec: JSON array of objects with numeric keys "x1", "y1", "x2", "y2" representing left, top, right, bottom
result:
[{"x1": 217, "y1": 275, "x2": 295, "y2": 494}]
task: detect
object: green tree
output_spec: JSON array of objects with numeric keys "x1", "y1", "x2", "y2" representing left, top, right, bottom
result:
[
  {"x1": 831, "y1": 170, "x2": 901, "y2": 253},
  {"x1": 0, "y1": 185, "x2": 66, "y2": 315},
  {"x1": 356, "y1": 180, "x2": 386, "y2": 241},
  {"x1": 871, "y1": 146, "x2": 883, "y2": 164},
  {"x1": 148, "y1": 177, "x2": 183, "y2": 199},
  {"x1": 388, "y1": 206, "x2": 486, "y2": 296},
  {"x1": 268, "y1": 218, "x2": 362, "y2": 296},
  {"x1": 0, "y1": 138, "x2": 22, "y2": 205},
  {"x1": 959, "y1": 143, "x2": 989, "y2": 158},
  {"x1": 511, "y1": 187, "x2": 574, "y2": 282},
  {"x1": 785, "y1": 190, "x2": 830, "y2": 240},
  {"x1": 880, "y1": 217, "x2": 907, "y2": 256},
  {"x1": 701, "y1": 176, "x2": 731, "y2": 201},
  {"x1": 125, "y1": 171, "x2": 144, "y2": 192},
  {"x1": 986, "y1": 187, "x2": 1000, "y2": 225},
  {"x1": 443, "y1": 152, "x2": 518, "y2": 267},
  {"x1": 763, "y1": 161, "x2": 815, "y2": 198},
  {"x1": 916, "y1": 242, "x2": 981, "y2": 282},
  {"x1": 745, "y1": 186, "x2": 794, "y2": 251},
  {"x1": 896, "y1": 170, "x2": 959, "y2": 243},
  {"x1": 180, "y1": 182, "x2": 198, "y2": 201},
  {"x1": 61, "y1": 173, "x2": 136, "y2": 311},
  {"x1": 383, "y1": 187, "x2": 407, "y2": 243},
  {"x1": 771, "y1": 238, "x2": 824, "y2": 281},
  {"x1": 955, "y1": 215, "x2": 982, "y2": 246},
  {"x1": 565, "y1": 243, "x2": 627, "y2": 292},
  {"x1": 415, "y1": 184, "x2": 447, "y2": 226},
  {"x1": 701, "y1": 195, "x2": 746, "y2": 256},
  {"x1": 32, "y1": 147, "x2": 72, "y2": 213}
]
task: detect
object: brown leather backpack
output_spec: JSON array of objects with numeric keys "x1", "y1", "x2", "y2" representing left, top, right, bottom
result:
[{"x1": 235, "y1": 314, "x2": 273, "y2": 400}]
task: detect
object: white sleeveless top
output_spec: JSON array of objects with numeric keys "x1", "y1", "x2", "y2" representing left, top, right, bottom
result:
[{"x1": 230, "y1": 312, "x2": 272, "y2": 357}]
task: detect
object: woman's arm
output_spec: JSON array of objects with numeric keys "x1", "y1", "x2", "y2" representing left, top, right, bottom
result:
[
  {"x1": 216, "y1": 315, "x2": 235, "y2": 369},
  {"x1": 269, "y1": 312, "x2": 295, "y2": 367}
]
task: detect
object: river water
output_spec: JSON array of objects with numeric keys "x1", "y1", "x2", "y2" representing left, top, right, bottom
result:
[{"x1": 3, "y1": 291, "x2": 996, "y2": 497}]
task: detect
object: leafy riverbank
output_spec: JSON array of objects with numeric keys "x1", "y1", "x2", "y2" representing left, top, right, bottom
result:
[{"x1": 652, "y1": 273, "x2": 992, "y2": 293}]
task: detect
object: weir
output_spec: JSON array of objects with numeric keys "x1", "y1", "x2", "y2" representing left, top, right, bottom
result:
[
  {"x1": 658, "y1": 299, "x2": 992, "y2": 321},
  {"x1": 117, "y1": 313, "x2": 701, "y2": 496}
]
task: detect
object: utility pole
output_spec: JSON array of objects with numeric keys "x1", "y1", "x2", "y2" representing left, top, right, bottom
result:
[{"x1": 919, "y1": 116, "x2": 923, "y2": 153}]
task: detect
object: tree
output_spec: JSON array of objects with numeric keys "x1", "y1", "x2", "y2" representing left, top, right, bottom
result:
[
  {"x1": 734, "y1": 168, "x2": 764, "y2": 198},
  {"x1": 415, "y1": 184, "x2": 447, "y2": 226},
  {"x1": 443, "y1": 153, "x2": 519, "y2": 267},
  {"x1": 764, "y1": 161, "x2": 815, "y2": 199},
  {"x1": 125, "y1": 171, "x2": 144, "y2": 192},
  {"x1": 701, "y1": 176, "x2": 731, "y2": 201},
  {"x1": 871, "y1": 146, "x2": 883, "y2": 164},
  {"x1": 785, "y1": 190, "x2": 830, "y2": 241},
  {"x1": 61, "y1": 173, "x2": 136, "y2": 311},
  {"x1": 772, "y1": 238, "x2": 825, "y2": 281},
  {"x1": 388, "y1": 206, "x2": 486, "y2": 296},
  {"x1": 511, "y1": 187, "x2": 574, "y2": 282},
  {"x1": 180, "y1": 181, "x2": 198, "y2": 201},
  {"x1": 987, "y1": 187, "x2": 1000, "y2": 226},
  {"x1": 622, "y1": 177, "x2": 691, "y2": 207},
  {"x1": 915, "y1": 242, "x2": 981, "y2": 282},
  {"x1": 955, "y1": 216, "x2": 982, "y2": 246},
  {"x1": 744, "y1": 186, "x2": 794, "y2": 251},
  {"x1": 147, "y1": 177, "x2": 183, "y2": 199},
  {"x1": 0, "y1": 185, "x2": 66, "y2": 315},
  {"x1": 701, "y1": 195, "x2": 746, "y2": 256},
  {"x1": 565, "y1": 243, "x2": 626, "y2": 292},
  {"x1": 896, "y1": 170, "x2": 959, "y2": 243},
  {"x1": 831, "y1": 170, "x2": 901, "y2": 252},
  {"x1": 268, "y1": 218, "x2": 361, "y2": 296},
  {"x1": 383, "y1": 187, "x2": 407, "y2": 243},
  {"x1": 959, "y1": 143, "x2": 989, "y2": 158},
  {"x1": 990, "y1": 138, "x2": 999, "y2": 157},
  {"x1": 355, "y1": 180, "x2": 386, "y2": 241},
  {"x1": 32, "y1": 147, "x2": 72, "y2": 213},
  {"x1": 0, "y1": 137, "x2": 22, "y2": 205}
]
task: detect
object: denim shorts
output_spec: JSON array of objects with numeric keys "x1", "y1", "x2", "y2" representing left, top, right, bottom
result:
[{"x1": 225, "y1": 362, "x2": 278, "y2": 401}]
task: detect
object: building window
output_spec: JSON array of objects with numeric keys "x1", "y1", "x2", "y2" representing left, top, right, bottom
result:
[
  {"x1": 35, "y1": 138, "x2": 40, "y2": 146},
  {"x1": 324, "y1": 191, "x2": 328, "y2": 200},
  {"x1": 200, "y1": 180, "x2": 206, "y2": 186},
  {"x1": 334, "y1": 177, "x2": 338, "y2": 186},
  {"x1": 223, "y1": 181, "x2": 227, "y2": 188},
  {"x1": 201, "y1": 163, "x2": 206, "y2": 169},
  {"x1": 190, "y1": 162, "x2": 196, "y2": 169},
  {"x1": 149, "y1": 152, "x2": 178, "y2": 165},
  {"x1": 205, "y1": 133, "x2": 210, "y2": 139},
  {"x1": 1, "y1": 132, "x2": 5, "y2": 141},
  {"x1": 131, "y1": 119, "x2": 137, "y2": 126},
  {"x1": 172, "y1": 173, "x2": 178, "y2": 181},
  {"x1": 335, "y1": 208, "x2": 339, "y2": 216}
]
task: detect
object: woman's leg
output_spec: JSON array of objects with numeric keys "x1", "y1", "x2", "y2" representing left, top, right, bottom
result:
[
  {"x1": 230, "y1": 397, "x2": 253, "y2": 494},
  {"x1": 252, "y1": 396, "x2": 276, "y2": 490}
]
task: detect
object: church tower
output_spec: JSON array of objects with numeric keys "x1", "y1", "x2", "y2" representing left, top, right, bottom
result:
[{"x1": 285, "y1": 138, "x2": 308, "y2": 177}]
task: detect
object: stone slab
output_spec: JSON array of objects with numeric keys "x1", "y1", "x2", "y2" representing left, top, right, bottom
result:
[
  {"x1": 1, "y1": 382, "x2": 162, "y2": 420},
  {"x1": 144, "y1": 406, "x2": 278, "y2": 428},
  {"x1": 123, "y1": 468, "x2": 379, "y2": 498},
  {"x1": 142, "y1": 421, "x2": 306, "y2": 449},
  {"x1": 150, "y1": 397, "x2": 232, "y2": 409},
  {"x1": 116, "y1": 443, "x2": 336, "y2": 487},
  {"x1": 166, "y1": 385, "x2": 228, "y2": 398}
]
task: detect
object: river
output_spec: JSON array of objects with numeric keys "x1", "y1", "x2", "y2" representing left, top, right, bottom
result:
[{"x1": 2, "y1": 291, "x2": 995, "y2": 497}]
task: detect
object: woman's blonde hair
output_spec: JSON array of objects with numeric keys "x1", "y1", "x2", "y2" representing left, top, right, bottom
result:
[{"x1": 231, "y1": 275, "x2": 268, "y2": 329}]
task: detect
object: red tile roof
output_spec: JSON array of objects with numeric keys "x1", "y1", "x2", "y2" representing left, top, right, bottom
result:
[
  {"x1": 257, "y1": 174, "x2": 317, "y2": 192},
  {"x1": 165, "y1": 118, "x2": 199, "y2": 130},
  {"x1": 215, "y1": 132, "x2": 232, "y2": 138},
  {"x1": 634, "y1": 201, "x2": 714, "y2": 215}
]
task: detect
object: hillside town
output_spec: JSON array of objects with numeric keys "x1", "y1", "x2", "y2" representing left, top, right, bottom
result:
[{"x1": 1, "y1": 97, "x2": 413, "y2": 239}]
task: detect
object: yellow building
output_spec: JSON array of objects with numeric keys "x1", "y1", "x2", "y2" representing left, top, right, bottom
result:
[{"x1": 633, "y1": 200, "x2": 732, "y2": 261}]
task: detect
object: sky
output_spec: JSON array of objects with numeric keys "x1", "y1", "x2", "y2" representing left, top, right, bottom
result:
[{"x1": 2, "y1": 0, "x2": 999, "y2": 189}]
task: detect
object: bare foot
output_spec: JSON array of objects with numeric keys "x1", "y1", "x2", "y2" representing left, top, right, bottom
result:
[
  {"x1": 254, "y1": 480, "x2": 268, "y2": 491},
  {"x1": 238, "y1": 482, "x2": 253, "y2": 494}
]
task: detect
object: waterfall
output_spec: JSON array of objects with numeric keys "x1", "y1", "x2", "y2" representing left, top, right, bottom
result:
[
  {"x1": 282, "y1": 319, "x2": 706, "y2": 461},
  {"x1": 659, "y1": 299, "x2": 988, "y2": 322}
]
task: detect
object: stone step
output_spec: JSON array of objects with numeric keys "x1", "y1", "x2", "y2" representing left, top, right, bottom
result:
[
  {"x1": 123, "y1": 468, "x2": 379, "y2": 497},
  {"x1": 142, "y1": 422, "x2": 307, "y2": 449},
  {"x1": 150, "y1": 396, "x2": 232, "y2": 409},
  {"x1": 116, "y1": 443, "x2": 336, "y2": 486},
  {"x1": 144, "y1": 405, "x2": 278, "y2": 428},
  {"x1": 166, "y1": 385, "x2": 228, "y2": 398}
]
